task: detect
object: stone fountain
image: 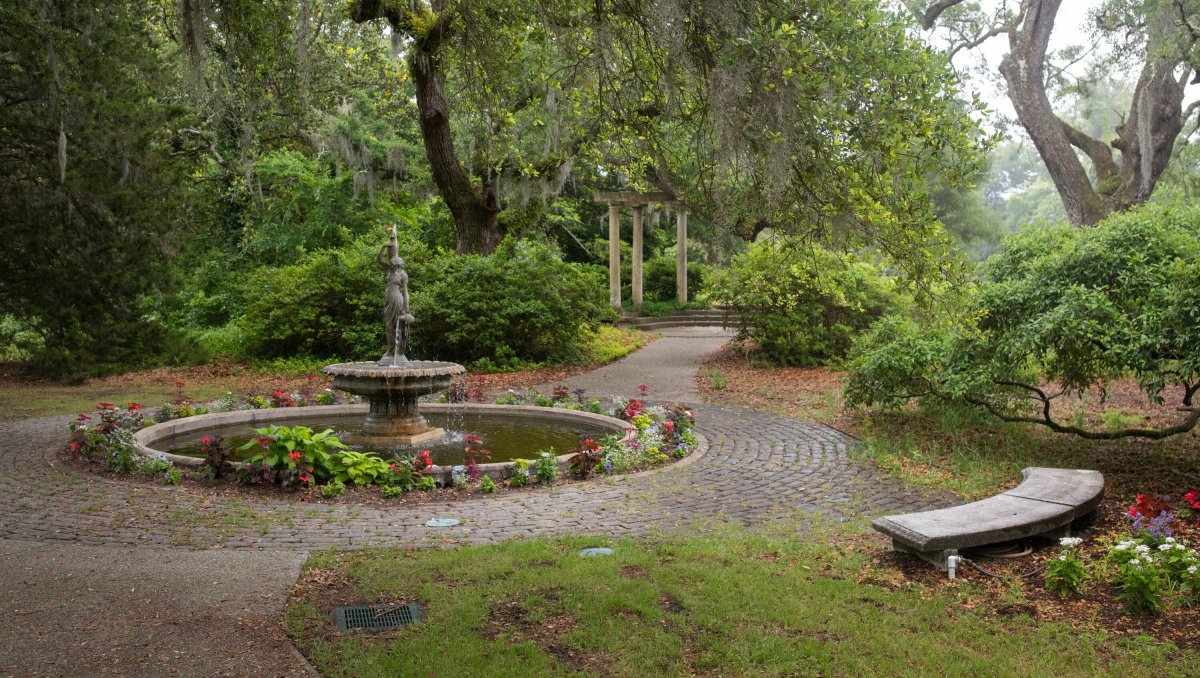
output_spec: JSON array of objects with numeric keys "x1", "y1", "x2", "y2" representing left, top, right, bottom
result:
[{"x1": 322, "y1": 228, "x2": 464, "y2": 443}]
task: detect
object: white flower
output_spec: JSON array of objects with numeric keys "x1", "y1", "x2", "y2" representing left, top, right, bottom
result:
[
  {"x1": 1059, "y1": 537, "x2": 1083, "y2": 548},
  {"x1": 1159, "y1": 544, "x2": 1173, "y2": 551},
  {"x1": 1059, "y1": 555, "x2": 1068, "y2": 561},
  {"x1": 1165, "y1": 537, "x2": 1177, "y2": 543},
  {"x1": 1114, "y1": 543, "x2": 1131, "y2": 551},
  {"x1": 1188, "y1": 566, "x2": 1198, "y2": 574},
  {"x1": 1135, "y1": 544, "x2": 1151, "y2": 554}
]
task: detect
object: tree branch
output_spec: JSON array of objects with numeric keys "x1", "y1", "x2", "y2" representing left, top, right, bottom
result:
[{"x1": 918, "y1": 0, "x2": 971, "y2": 30}]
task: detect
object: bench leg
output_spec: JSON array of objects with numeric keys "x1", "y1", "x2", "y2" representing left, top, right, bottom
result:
[{"x1": 892, "y1": 540, "x2": 959, "y2": 577}]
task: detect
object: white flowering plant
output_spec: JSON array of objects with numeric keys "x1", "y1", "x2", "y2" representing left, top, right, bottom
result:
[{"x1": 1044, "y1": 536, "x2": 1089, "y2": 595}]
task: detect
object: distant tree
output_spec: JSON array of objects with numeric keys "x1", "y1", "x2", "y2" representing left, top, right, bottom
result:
[{"x1": 913, "y1": 0, "x2": 1200, "y2": 224}]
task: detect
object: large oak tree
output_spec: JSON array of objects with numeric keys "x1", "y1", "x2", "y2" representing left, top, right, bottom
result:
[{"x1": 914, "y1": 0, "x2": 1200, "y2": 224}]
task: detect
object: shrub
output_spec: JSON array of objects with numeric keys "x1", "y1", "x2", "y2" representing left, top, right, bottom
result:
[
  {"x1": 711, "y1": 239, "x2": 907, "y2": 365},
  {"x1": 644, "y1": 255, "x2": 706, "y2": 302},
  {"x1": 845, "y1": 202, "x2": 1200, "y2": 439},
  {"x1": 411, "y1": 239, "x2": 615, "y2": 367},
  {"x1": 479, "y1": 475, "x2": 498, "y2": 493},
  {"x1": 68, "y1": 402, "x2": 150, "y2": 472}
]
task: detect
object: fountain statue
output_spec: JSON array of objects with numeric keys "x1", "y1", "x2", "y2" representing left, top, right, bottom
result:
[{"x1": 322, "y1": 227, "x2": 465, "y2": 443}]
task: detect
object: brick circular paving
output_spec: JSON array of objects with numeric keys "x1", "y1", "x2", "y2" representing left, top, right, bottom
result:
[{"x1": 0, "y1": 404, "x2": 947, "y2": 551}]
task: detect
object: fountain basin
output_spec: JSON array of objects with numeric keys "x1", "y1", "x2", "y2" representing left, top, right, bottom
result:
[
  {"x1": 132, "y1": 404, "x2": 634, "y2": 484},
  {"x1": 322, "y1": 361, "x2": 465, "y2": 443}
]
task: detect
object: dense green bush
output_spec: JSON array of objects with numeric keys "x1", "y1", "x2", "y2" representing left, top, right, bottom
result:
[
  {"x1": 710, "y1": 239, "x2": 908, "y2": 365},
  {"x1": 644, "y1": 255, "x2": 707, "y2": 302},
  {"x1": 411, "y1": 239, "x2": 614, "y2": 367},
  {"x1": 233, "y1": 235, "x2": 613, "y2": 367},
  {"x1": 235, "y1": 235, "x2": 412, "y2": 360},
  {"x1": 845, "y1": 202, "x2": 1200, "y2": 439}
]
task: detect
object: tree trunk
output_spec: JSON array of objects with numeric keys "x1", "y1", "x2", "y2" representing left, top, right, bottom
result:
[
  {"x1": 351, "y1": 0, "x2": 503, "y2": 254},
  {"x1": 921, "y1": 0, "x2": 1192, "y2": 225}
]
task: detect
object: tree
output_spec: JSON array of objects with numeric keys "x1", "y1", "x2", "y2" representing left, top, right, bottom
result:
[
  {"x1": 0, "y1": 1, "x2": 191, "y2": 375},
  {"x1": 913, "y1": 0, "x2": 1200, "y2": 224},
  {"x1": 351, "y1": 0, "x2": 990, "y2": 276},
  {"x1": 845, "y1": 201, "x2": 1200, "y2": 439}
]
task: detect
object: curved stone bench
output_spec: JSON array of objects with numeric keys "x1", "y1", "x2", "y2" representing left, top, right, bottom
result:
[{"x1": 872, "y1": 467, "x2": 1104, "y2": 571}]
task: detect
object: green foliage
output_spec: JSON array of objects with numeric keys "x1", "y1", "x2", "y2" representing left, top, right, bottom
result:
[
  {"x1": 1044, "y1": 538, "x2": 1089, "y2": 596},
  {"x1": 846, "y1": 202, "x2": 1200, "y2": 439},
  {"x1": 237, "y1": 425, "x2": 347, "y2": 484},
  {"x1": 332, "y1": 451, "x2": 391, "y2": 486},
  {"x1": 533, "y1": 452, "x2": 558, "y2": 485},
  {"x1": 0, "y1": 1, "x2": 196, "y2": 377},
  {"x1": 509, "y1": 459, "x2": 531, "y2": 487},
  {"x1": 416, "y1": 475, "x2": 437, "y2": 491},
  {"x1": 322, "y1": 480, "x2": 346, "y2": 498},
  {"x1": 236, "y1": 234, "x2": 420, "y2": 360},
  {"x1": 479, "y1": 475, "x2": 498, "y2": 493},
  {"x1": 712, "y1": 239, "x2": 909, "y2": 366},
  {"x1": 643, "y1": 256, "x2": 706, "y2": 303},
  {"x1": 412, "y1": 240, "x2": 614, "y2": 367}
]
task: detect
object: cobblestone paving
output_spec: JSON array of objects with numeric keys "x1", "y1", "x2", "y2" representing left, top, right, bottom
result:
[{"x1": 0, "y1": 406, "x2": 948, "y2": 552}]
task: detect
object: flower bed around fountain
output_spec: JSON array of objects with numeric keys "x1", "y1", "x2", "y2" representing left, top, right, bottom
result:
[{"x1": 133, "y1": 403, "x2": 635, "y2": 486}]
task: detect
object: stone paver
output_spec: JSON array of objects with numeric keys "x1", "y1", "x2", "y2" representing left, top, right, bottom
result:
[{"x1": 0, "y1": 328, "x2": 953, "y2": 676}]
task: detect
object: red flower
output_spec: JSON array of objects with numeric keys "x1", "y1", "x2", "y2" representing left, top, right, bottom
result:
[
  {"x1": 202, "y1": 436, "x2": 213, "y2": 445},
  {"x1": 97, "y1": 402, "x2": 114, "y2": 409},
  {"x1": 128, "y1": 402, "x2": 143, "y2": 411},
  {"x1": 1186, "y1": 491, "x2": 1200, "y2": 509},
  {"x1": 288, "y1": 451, "x2": 301, "y2": 464},
  {"x1": 69, "y1": 442, "x2": 79, "y2": 452}
]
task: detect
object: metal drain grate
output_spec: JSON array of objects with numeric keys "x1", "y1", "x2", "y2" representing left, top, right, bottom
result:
[{"x1": 333, "y1": 603, "x2": 423, "y2": 631}]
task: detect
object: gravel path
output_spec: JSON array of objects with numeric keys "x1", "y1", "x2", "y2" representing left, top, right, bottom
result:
[{"x1": 0, "y1": 329, "x2": 951, "y2": 676}]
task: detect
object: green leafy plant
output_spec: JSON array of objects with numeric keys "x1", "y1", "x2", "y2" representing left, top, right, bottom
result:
[
  {"x1": 382, "y1": 484, "x2": 405, "y2": 498},
  {"x1": 333, "y1": 451, "x2": 391, "y2": 486},
  {"x1": 237, "y1": 424, "x2": 346, "y2": 486},
  {"x1": 509, "y1": 459, "x2": 531, "y2": 487},
  {"x1": 479, "y1": 475, "x2": 497, "y2": 493},
  {"x1": 1044, "y1": 537, "x2": 1089, "y2": 595},
  {"x1": 1116, "y1": 554, "x2": 1164, "y2": 614},
  {"x1": 68, "y1": 402, "x2": 150, "y2": 473},
  {"x1": 533, "y1": 451, "x2": 559, "y2": 485},
  {"x1": 322, "y1": 479, "x2": 346, "y2": 498},
  {"x1": 416, "y1": 475, "x2": 437, "y2": 491}
]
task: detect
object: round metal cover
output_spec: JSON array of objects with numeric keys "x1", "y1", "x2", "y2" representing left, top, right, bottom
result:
[
  {"x1": 424, "y1": 518, "x2": 461, "y2": 527},
  {"x1": 578, "y1": 547, "x2": 614, "y2": 557}
]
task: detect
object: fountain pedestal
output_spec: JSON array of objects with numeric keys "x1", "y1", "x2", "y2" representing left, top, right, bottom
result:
[{"x1": 323, "y1": 361, "x2": 465, "y2": 444}]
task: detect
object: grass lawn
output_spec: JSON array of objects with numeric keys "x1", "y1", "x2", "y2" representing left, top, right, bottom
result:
[{"x1": 287, "y1": 522, "x2": 1199, "y2": 677}]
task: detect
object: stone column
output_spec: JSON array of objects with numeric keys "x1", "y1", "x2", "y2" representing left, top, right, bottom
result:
[
  {"x1": 676, "y1": 208, "x2": 688, "y2": 304},
  {"x1": 608, "y1": 202, "x2": 621, "y2": 311},
  {"x1": 631, "y1": 205, "x2": 644, "y2": 313}
]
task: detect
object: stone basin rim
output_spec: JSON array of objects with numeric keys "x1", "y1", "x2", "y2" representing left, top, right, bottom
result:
[
  {"x1": 132, "y1": 403, "x2": 636, "y2": 483},
  {"x1": 322, "y1": 361, "x2": 466, "y2": 379}
]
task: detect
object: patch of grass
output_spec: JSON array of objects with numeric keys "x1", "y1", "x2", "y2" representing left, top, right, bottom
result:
[
  {"x1": 579, "y1": 326, "x2": 648, "y2": 365},
  {"x1": 287, "y1": 523, "x2": 1197, "y2": 677},
  {"x1": 0, "y1": 382, "x2": 232, "y2": 419},
  {"x1": 705, "y1": 369, "x2": 726, "y2": 390}
]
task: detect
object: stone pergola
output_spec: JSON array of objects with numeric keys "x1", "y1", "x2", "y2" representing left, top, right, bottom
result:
[{"x1": 594, "y1": 191, "x2": 689, "y2": 313}]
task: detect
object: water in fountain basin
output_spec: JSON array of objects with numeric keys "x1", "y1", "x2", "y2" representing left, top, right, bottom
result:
[{"x1": 163, "y1": 411, "x2": 607, "y2": 466}]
